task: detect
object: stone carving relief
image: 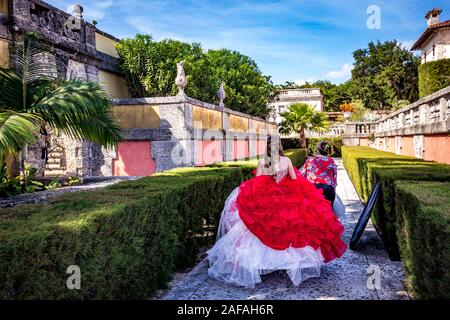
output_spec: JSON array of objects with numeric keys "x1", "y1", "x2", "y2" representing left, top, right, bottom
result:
[{"x1": 29, "y1": 1, "x2": 84, "y2": 43}]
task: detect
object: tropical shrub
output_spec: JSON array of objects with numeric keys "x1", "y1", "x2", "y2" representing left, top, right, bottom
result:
[{"x1": 116, "y1": 34, "x2": 275, "y2": 118}]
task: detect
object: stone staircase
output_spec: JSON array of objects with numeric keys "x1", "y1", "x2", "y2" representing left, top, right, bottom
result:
[{"x1": 44, "y1": 146, "x2": 66, "y2": 177}]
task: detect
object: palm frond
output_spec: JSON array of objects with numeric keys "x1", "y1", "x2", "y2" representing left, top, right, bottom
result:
[
  {"x1": 0, "y1": 111, "x2": 41, "y2": 161},
  {"x1": 31, "y1": 80, "x2": 124, "y2": 148}
]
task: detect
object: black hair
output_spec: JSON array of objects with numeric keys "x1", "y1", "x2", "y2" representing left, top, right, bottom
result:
[{"x1": 317, "y1": 141, "x2": 332, "y2": 156}]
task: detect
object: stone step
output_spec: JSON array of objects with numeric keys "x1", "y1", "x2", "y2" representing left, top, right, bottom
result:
[
  {"x1": 46, "y1": 158, "x2": 61, "y2": 165},
  {"x1": 46, "y1": 164, "x2": 62, "y2": 170},
  {"x1": 44, "y1": 170, "x2": 66, "y2": 177}
]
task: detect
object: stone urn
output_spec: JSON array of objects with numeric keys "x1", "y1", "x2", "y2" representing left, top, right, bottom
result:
[{"x1": 343, "y1": 111, "x2": 352, "y2": 121}]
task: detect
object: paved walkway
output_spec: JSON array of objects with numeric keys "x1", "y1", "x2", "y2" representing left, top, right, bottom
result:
[{"x1": 160, "y1": 159, "x2": 409, "y2": 300}]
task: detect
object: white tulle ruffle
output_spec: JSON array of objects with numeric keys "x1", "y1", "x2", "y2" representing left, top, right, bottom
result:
[{"x1": 207, "y1": 188, "x2": 325, "y2": 288}]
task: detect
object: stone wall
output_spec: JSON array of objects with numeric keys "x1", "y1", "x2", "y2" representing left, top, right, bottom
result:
[
  {"x1": 111, "y1": 96, "x2": 278, "y2": 176},
  {"x1": 344, "y1": 86, "x2": 450, "y2": 164}
]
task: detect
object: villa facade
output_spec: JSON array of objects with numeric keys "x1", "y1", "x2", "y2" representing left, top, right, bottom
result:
[
  {"x1": 268, "y1": 88, "x2": 324, "y2": 124},
  {"x1": 411, "y1": 8, "x2": 450, "y2": 63}
]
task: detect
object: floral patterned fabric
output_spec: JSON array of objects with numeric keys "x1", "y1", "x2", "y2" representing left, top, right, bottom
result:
[{"x1": 300, "y1": 156, "x2": 337, "y2": 188}]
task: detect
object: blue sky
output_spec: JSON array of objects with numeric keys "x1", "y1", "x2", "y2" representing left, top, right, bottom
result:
[{"x1": 48, "y1": 0, "x2": 449, "y2": 85}]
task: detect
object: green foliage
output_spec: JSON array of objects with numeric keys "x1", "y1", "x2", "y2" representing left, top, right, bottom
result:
[
  {"x1": 67, "y1": 176, "x2": 81, "y2": 186},
  {"x1": 116, "y1": 35, "x2": 275, "y2": 118},
  {"x1": 418, "y1": 59, "x2": 450, "y2": 98},
  {"x1": 0, "y1": 163, "x2": 44, "y2": 197},
  {"x1": 0, "y1": 32, "x2": 123, "y2": 161},
  {"x1": 395, "y1": 181, "x2": 450, "y2": 299},
  {"x1": 0, "y1": 163, "x2": 21, "y2": 197},
  {"x1": 284, "y1": 149, "x2": 308, "y2": 168},
  {"x1": 281, "y1": 137, "x2": 343, "y2": 157},
  {"x1": 342, "y1": 146, "x2": 450, "y2": 260},
  {"x1": 348, "y1": 100, "x2": 367, "y2": 122},
  {"x1": 350, "y1": 40, "x2": 420, "y2": 110},
  {"x1": 279, "y1": 103, "x2": 329, "y2": 148},
  {"x1": 0, "y1": 167, "x2": 242, "y2": 299},
  {"x1": 46, "y1": 179, "x2": 63, "y2": 190}
]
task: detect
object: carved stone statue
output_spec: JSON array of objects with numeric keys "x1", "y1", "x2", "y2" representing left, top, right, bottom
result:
[
  {"x1": 217, "y1": 82, "x2": 226, "y2": 108},
  {"x1": 175, "y1": 60, "x2": 187, "y2": 96}
]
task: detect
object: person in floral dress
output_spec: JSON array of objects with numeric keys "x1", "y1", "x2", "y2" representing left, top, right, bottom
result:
[{"x1": 300, "y1": 141, "x2": 337, "y2": 206}]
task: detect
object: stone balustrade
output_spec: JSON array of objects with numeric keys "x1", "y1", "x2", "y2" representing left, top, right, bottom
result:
[{"x1": 343, "y1": 86, "x2": 450, "y2": 163}]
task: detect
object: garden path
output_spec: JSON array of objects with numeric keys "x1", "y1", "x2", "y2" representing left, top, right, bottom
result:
[{"x1": 159, "y1": 159, "x2": 410, "y2": 300}]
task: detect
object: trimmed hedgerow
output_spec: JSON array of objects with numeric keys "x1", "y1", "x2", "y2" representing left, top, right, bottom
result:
[
  {"x1": 284, "y1": 148, "x2": 308, "y2": 168},
  {"x1": 342, "y1": 146, "x2": 450, "y2": 260},
  {"x1": 395, "y1": 181, "x2": 450, "y2": 299},
  {"x1": 282, "y1": 138, "x2": 343, "y2": 157},
  {"x1": 0, "y1": 167, "x2": 242, "y2": 299},
  {"x1": 211, "y1": 148, "x2": 307, "y2": 180},
  {"x1": 418, "y1": 58, "x2": 450, "y2": 98}
]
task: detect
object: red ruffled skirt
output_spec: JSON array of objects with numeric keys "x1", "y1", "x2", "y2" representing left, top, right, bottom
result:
[{"x1": 236, "y1": 173, "x2": 347, "y2": 263}]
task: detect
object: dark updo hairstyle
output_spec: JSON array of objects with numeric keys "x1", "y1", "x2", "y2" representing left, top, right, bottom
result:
[
  {"x1": 265, "y1": 136, "x2": 284, "y2": 168},
  {"x1": 317, "y1": 141, "x2": 333, "y2": 157}
]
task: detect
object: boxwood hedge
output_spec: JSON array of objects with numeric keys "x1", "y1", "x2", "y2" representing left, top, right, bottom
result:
[
  {"x1": 418, "y1": 58, "x2": 450, "y2": 98},
  {"x1": 0, "y1": 167, "x2": 242, "y2": 299},
  {"x1": 342, "y1": 146, "x2": 450, "y2": 260},
  {"x1": 395, "y1": 181, "x2": 450, "y2": 299}
]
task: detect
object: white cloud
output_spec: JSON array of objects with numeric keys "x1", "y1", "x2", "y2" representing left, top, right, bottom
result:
[
  {"x1": 324, "y1": 63, "x2": 354, "y2": 80},
  {"x1": 399, "y1": 40, "x2": 416, "y2": 50}
]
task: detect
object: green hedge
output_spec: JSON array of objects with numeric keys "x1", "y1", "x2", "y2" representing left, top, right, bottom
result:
[
  {"x1": 284, "y1": 148, "x2": 308, "y2": 167},
  {"x1": 418, "y1": 59, "x2": 450, "y2": 98},
  {"x1": 342, "y1": 146, "x2": 450, "y2": 259},
  {"x1": 211, "y1": 148, "x2": 307, "y2": 180},
  {"x1": 282, "y1": 138, "x2": 343, "y2": 157},
  {"x1": 0, "y1": 167, "x2": 242, "y2": 299},
  {"x1": 395, "y1": 181, "x2": 450, "y2": 299}
]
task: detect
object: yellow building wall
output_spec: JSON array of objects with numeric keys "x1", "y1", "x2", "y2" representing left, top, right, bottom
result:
[
  {"x1": 250, "y1": 119, "x2": 268, "y2": 133},
  {"x1": 229, "y1": 114, "x2": 249, "y2": 132},
  {"x1": 95, "y1": 32, "x2": 119, "y2": 58},
  {"x1": 192, "y1": 106, "x2": 222, "y2": 130},
  {"x1": 112, "y1": 105, "x2": 160, "y2": 129},
  {"x1": 98, "y1": 70, "x2": 130, "y2": 99},
  {"x1": 0, "y1": 39, "x2": 8, "y2": 67},
  {"x1": 0, "y1": 0, "x2": 8, "y2": 14}
]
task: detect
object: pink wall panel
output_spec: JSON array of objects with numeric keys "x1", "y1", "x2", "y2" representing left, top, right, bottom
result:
[
  {"x1": 196, "y1": 140, "x2": 223, "y2": 166},
  {"x1": 257, "y1": 140, "x2": 266, "y2": 156},
  {"x1": 113, "y1": 141, "x2": 156, "y2": 176},
  {"x1": 424, "y1": 134, "x2": 450, "y2": 164},
  {"x1": 233, "y1": 140, "x2": 249, "y2": 160}
]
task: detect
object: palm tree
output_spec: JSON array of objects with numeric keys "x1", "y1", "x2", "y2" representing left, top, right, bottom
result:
[
  {"x1": 0, "y1": 32, "x2": 123, "y2": 175},
  {"x1": 279, "y1": 103, "x2": 329, "y2": 148}
]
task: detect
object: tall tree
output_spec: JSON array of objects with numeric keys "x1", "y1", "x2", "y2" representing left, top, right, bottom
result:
[
  {"x1": 0, "y1": 33, "x2": 123, "y2": 170},
  {"x1": 116, "y1": 35, "x2": 275, "y2": 118},
  {"x1": 350, "y1": 40, "x2": 420, "y2": 109},
  {"x1": 279, "y1": 103, "x2": 329, "y2": 148}
]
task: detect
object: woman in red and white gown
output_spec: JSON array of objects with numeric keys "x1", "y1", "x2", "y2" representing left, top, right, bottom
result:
[{"x1": 207, "y1": 139, "x2": 347, "y2": 288}]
